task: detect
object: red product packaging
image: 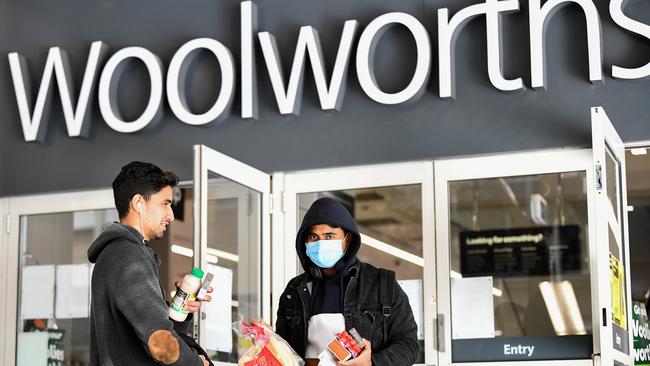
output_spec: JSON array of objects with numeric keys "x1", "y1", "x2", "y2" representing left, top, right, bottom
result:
[
  {"x1": 244, "y1": 347, "x2": 282, "y2": 366},
  {"x1": 233, "y1": 321, "x2": 304, "y2": 366},
  {"x1": 326, "y1": 329, "x2": 366, "y2": 361}
]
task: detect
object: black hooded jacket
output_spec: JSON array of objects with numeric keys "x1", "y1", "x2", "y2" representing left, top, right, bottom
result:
[{"x1": 276, "y1": 198, "x2": 419, "y2": 365}]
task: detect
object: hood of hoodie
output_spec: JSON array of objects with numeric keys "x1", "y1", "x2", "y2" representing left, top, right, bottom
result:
[
  {"x1": 88, "y1": 223, "x2": 146, "y2": 263},
  {"x1": 296, "y1": 197, "x2": 361, "y2": 279}
]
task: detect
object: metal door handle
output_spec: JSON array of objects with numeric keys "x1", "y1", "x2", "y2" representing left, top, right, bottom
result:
[{"x1": 436, "y1": 314, "x2": 446, "y2": 353}]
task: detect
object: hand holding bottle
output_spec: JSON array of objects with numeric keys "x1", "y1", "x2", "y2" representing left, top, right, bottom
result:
[{"x1": 174, "y1": 279, "x2": 213, "y2": 313}]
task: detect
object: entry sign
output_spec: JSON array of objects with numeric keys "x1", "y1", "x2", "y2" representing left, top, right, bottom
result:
[
  {"x1": 634, "y1": 301, "x2": 650, "y2": 366},
  {"x1": 460, "y1": 226, "x2": 581, "y2": 277}
]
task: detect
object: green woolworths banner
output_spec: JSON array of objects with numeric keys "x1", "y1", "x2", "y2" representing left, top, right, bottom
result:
[{"x1": 634, "y1": 301, "x2": 650, "y2": 366}]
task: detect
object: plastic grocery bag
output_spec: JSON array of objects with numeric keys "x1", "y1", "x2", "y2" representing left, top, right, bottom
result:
[{"x1": 233, "y1": 321, "x2": 304, "y2": 366}]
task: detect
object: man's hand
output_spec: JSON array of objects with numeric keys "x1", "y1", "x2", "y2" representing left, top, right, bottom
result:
[
  {"x1": 199, "y1": 355, "x2": 209, "y2": 366},
  {"x1": 175, "y1": 281, "x2": 213, "y2": 314},
  {"x1": 338, "y1": 340, "x2": 371, "y2": 366}
]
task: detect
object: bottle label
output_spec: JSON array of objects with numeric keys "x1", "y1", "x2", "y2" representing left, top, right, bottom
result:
[{"x1": 171, "y1": 288, "x2": 195, "y2": 313}]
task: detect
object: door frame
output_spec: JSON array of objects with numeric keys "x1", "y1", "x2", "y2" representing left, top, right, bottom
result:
[
  {"x1": 193, "y1": 144, "x2": 273, "y2": 352},
  {"x1": 591, "y1": 107, "x2": 634, "y2": 366},
  {"x1": 433, "y1": 148, "x2": 597, "y2": 366},
  {"x1": 1, "y1": 189, "x2": 114, "y2": 366},
  {"x1": 273, "y1": 161, "x2": 436, "y2": 365}
]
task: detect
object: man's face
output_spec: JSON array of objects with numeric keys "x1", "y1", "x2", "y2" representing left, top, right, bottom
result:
[
  {"x1": 305, "y1": 224, "x2": 349, "y2": 252},
  {"x1": 141, "y1": 186, "x2": 174, "y2": 240}
]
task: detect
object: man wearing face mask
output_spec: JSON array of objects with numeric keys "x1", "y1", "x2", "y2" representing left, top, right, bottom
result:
[{"x1": 275, "y1": 197, "x2": 419, "y2": 366}]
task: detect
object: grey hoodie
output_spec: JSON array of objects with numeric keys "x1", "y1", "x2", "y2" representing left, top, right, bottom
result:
[{"x1": 88, "y1": 223, "x2": 202, "y2": 366}]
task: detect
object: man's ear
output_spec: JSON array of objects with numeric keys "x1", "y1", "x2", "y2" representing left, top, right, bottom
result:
[{"x1": 131, "y1": 195, "x2": 143, "y2": 213}]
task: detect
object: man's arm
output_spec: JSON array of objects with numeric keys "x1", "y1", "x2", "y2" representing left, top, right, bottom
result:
[
  {"x1": 173, "y1": 313, "x2": 194, "y2": 335},
  {"x1": 370, "y1": 281, "x2": 419, "y2": 366},
  {"x1": 115, "y1": 259, "x2": 204, "y2": 366}
]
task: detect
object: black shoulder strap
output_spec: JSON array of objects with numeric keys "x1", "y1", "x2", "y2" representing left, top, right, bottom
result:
[
  {"x1": 378, "y1": 268, "x2": 395, "y2": 343},
  {"x1": 379, "y1": 268, "x2": 395, "y2": 318}
]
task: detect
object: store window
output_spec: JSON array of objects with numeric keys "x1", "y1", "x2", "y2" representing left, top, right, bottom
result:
[
  {"x1": 202, "y1": 176, "x2": 261, "y2": 364},
  {"x1": 447, "y1": 172, "x2": 593, "y2": 361},
  {"x1": 16, "y1": 209, "x2": 117, "y2": 366},
  {"x1": 298, "y1": 185, "x2": 425, "y2": 363}
]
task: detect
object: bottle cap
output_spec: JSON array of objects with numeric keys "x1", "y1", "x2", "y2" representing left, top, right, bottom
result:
[{"x1": 191, "y1": 267, "x2": 204, "y2": 279}]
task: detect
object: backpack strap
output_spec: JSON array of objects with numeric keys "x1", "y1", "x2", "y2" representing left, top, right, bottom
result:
[{"x1": 378, "y1": 268, "x2": 395, "y2": 342}]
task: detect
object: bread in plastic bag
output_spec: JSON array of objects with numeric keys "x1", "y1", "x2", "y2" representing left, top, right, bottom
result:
[{"x1": 233, "y1": 320, "x2": 304, "y2": 366}]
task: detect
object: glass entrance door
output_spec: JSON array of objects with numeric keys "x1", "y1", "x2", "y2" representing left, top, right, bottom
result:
[
  {"x1": 591, "y1": 107, "x2": 633, "y2": 366},
  {"x1": 277, "y1": 162, "x2": 436, "y2": 365},
  {"x1": 435, "y1": 149, "x2": 596, "y2": 366},
  {"x1": 193, "y1": 145, "x2": 271, "y2": 364}
]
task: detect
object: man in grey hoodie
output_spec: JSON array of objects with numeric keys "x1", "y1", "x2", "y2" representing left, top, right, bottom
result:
[{"x1": 88, "y1": 162, "x2": 208, "y2": 366}]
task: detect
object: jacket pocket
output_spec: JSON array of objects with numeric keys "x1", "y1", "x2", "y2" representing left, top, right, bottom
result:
[{"x1": 358, "y1": 305, "x2": 385, "y2": 346}]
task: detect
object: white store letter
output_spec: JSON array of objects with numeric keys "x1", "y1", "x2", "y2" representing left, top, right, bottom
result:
[
  {"x1": 8, "y1": 42, "x2": 108, "y2": 142},
  {"x1": 167, "y1": 38, "x2": 235, "y2": 125},
  {"x1": 98, "y1": 47, "x2": 164, "y2": 133},
  {"x1": 356, "y1": 13, "x2": 430, "y2": 104}
]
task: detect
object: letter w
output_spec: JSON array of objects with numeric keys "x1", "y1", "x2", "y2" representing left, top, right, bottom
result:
[
  {"x1": 8, "y1": 41, "x2": 107, "y2": 142},
  {"x1": 258, "y1": 21, "x2": 358, "y2": 115}
]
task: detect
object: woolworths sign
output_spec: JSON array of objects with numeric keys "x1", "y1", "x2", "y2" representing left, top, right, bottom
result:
[
  {"x1": 6, "y1": 0, "x2": 650, "y2": 143},
  {"x1": 634, "y1": 301, "x2": 650, "y2": 366}
]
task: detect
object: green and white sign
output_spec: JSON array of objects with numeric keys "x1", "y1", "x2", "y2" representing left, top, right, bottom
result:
[
  {"x1": 634, "y1": 301, "x2": 650, "y2": 366},
  {"x1": 47, "y1": 329, "x2": 64, "y2": 366}
]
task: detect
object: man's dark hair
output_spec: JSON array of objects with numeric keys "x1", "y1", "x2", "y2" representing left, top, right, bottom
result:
[{"x1": 112, "y1": 161, "x2": 179, "y2": 219}]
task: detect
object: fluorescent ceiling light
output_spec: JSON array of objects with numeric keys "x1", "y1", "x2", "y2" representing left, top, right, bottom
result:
[
  {"x1": 170, "y1": 245, "x2": 237, "y2": 263},
  {"x1": 206, "y1": 254, "x2": 219, "y2": 264},
  {"x1": 630, "y1": 148, "x2": 647, "y2": 156},
  {"x1": 539, "y1": 281, "x2": 586, "y2": 336},
  {"x1": 539, "y1": 281, "x2": 567, "y2": 335},
  {"x1": 558, "y1": 281, "x2": 587, "y2": 335},
  {"x1": 492, "y1": 287, "x2": 503, "y2": 297},
  {"x1": 627, "y1": 206, "x2": 634, "y2": 212},
  {"x1": 207, "y1": 248, "x2": 239, "y2": 262},
  {"x1": 171, "y1": 244, "x2": 193, "y2": 257},
  {"x1": 360, "y1": 233, "x2": 423, "y2": 267}
]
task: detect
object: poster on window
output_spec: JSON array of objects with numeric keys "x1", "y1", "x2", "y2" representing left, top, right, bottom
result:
[
  {"x1": 204, "y1": 263, "x2": 233, "y2": 353},
  {"x1": 459, "y1": 226, "x2": 581, "y2": 277},
  {"x1": 47, "y1": 329, "x2": 65, "y2": 366},
  {"x1": 610, "y1": 253, "x2": 630, "y2": 354},
  {"x1": 610, "y1": 254, "x2": 627, "y2": 330},
  {"x1": 633, "y1": 301, "x2": 650, "y2": 366}
]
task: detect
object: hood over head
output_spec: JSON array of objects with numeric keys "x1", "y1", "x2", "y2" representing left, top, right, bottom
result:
[
  {"x1": 295, "y1": 197, "x2": 361, "y2": 279},
  {"x1": 88, "y1": 223, "x2": 145, "y2": 263}
]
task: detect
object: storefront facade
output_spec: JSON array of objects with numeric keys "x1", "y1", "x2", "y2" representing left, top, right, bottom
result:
[{"x1": 1, "y1": 0, "x2": 650, "y2": 365}]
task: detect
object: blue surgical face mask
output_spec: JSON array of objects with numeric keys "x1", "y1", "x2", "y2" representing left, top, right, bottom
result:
[{"x1": 305, "y1": 240, "x2": 344, "y2": 269}]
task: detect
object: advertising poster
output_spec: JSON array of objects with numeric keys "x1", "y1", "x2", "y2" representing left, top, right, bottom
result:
[
  {"x1": 610, "y1": 254, "x2": 627, "y2": 330},
  {"x1": 47, "y1": 329, "x2": 65, "y2": 366},
  {"x1": 634, "y1": 301, "x2": 650, "y2": 366},
  {"x1": 459, "y1": 226, "x2": 581, "y2": 277}
]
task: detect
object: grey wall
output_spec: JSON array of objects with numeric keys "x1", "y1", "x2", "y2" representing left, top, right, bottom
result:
[{"x1": 1, "y1": 0, "x2": 650, "y2": 196}]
